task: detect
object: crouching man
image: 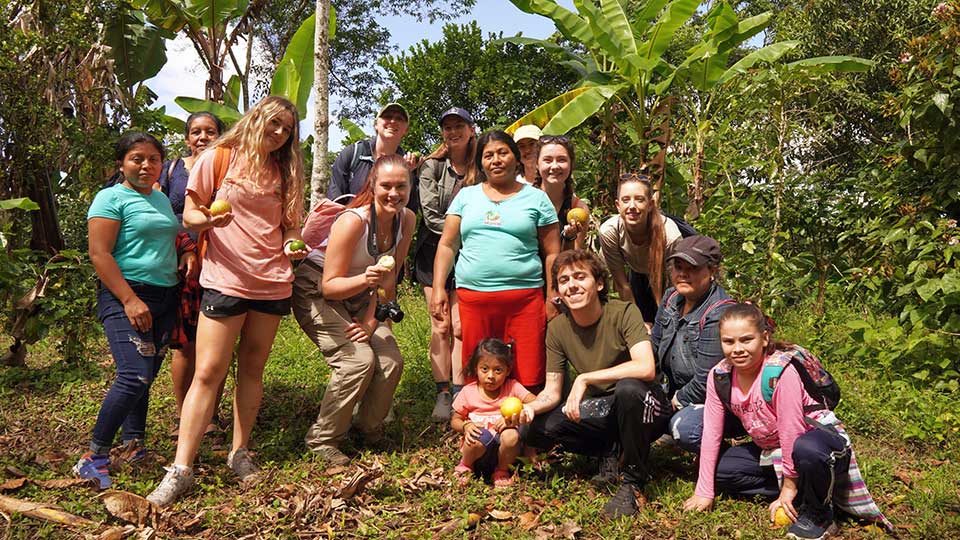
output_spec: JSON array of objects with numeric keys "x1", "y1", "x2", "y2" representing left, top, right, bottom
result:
[{"x1": 513, "y1": 249, "x2": 670, "y2": 518}]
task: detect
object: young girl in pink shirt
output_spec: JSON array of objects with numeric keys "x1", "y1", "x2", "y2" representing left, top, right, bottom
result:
[
  {"x1": 451, "y1": 338, "x2": 535, "y2": 487},
  {"x1": 682, "y1": 303, "x2": 891, "y2": 540}
]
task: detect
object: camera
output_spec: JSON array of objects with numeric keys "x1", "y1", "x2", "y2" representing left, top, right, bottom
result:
[{"x1": 374, "y1": 300, "x2": 404, "y2": 323}]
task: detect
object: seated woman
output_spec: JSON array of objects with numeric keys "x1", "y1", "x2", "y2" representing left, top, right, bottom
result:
[
  {"x1": 651, "y1": 235, "x2": 734, "y2": 452},
  {"x1": 294, "y1": 154, "x2": 416, "y2": 466},
  {"x1": 599, "y1": 173, "x2": 682, "y2": 324},
  {"x1": 683, "y1": 303, "x2": 893, "y2": 540}
]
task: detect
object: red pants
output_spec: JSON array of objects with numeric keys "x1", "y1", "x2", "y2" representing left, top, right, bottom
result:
[{"x1": 457, "y1": 287, "x2": 546, "y2": 388}]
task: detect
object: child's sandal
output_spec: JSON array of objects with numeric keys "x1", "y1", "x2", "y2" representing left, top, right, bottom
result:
[
  {"x1": 492, "y1": 468, "x2": 513, "y2": 488},
  {"x1": 454, "y1": 462, "x2": 472, "y2": 486}
]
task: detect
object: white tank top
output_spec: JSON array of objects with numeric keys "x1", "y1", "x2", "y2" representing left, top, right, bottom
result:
[{"x1": 307, "y1": 207, "x2": 404, "y2": 277}]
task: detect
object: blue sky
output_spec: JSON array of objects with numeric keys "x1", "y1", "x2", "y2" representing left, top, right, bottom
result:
[{"x1": 147, "y1": 0, "x2": 575, "y2": 151}]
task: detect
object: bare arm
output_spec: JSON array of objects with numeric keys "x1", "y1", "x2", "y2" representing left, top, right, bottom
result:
[
  {"x1": 430, "y1": 215, "x2": 462, "y2": 325},
  {"x1": 88, "y1": 218, "x2": 152, "y2": 332},
  {"x1": 183, "y1": 191, "x2": 233, "y2": 233},
  {"x1": 539, "y1": 224, "x2": 562, "y2": 320},
  {"x1": 523, "y1": 372, "x2": 563, "y2": 419},
  {"x1": 573, "y1": 200, "x2": 589, "y2": 250}
]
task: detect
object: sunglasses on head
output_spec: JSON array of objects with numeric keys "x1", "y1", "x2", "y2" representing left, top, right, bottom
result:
[
  {"x1": 539, "y1": 135, "x2": 570, "y2": 144},
  {"x1": 619, "y1": 172, "x2": 651, "y2": 183}
]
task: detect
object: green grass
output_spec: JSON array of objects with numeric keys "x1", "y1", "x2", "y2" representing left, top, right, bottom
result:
[{"x1": 1, "y1": 289, "x2": 958, "y2": 538}]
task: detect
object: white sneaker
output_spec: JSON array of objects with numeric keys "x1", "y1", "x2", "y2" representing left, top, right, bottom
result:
[
  {"x1": 430, "y1": 391, "x2": 452, "y2": 423},
  {"x1": 146, "y1": 466, "x2": 195, "y2": 507},
  {"x1": 227, "y1": 447, "x2": 262, "y2": 483}
]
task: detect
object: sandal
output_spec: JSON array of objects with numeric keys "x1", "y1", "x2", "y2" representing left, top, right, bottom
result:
[
  {"x1": 454, "y1": 462, "x2": 473, "y2": 487},
  {"x1": 492, "y1": 468, "x2": 513, "y2": 488}
]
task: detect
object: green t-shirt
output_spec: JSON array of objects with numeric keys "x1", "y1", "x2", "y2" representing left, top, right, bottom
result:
[
  {"x1": 546, "y1": 299, "x2": 650, "y2": 397},
  {"x1": 87, "y1": 184, "x2": 179, "y2": 287}
]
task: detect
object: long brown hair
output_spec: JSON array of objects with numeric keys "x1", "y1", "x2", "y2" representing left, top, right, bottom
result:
[
  {"x1": 533, "y1": 136, "x2": 576, "y2": 221},
  {"x1": 618, "y1": 174, "x2": 666, "y2": 303},
  {"x1": 347, "y1": 154, "x2": 410, "y2": 209},
  {"x1": 425, "y1": 135, "x2": 478, "y2": 186},
  {"x1": 209, "y1": 96, "x2": 304, "y2": 230}
]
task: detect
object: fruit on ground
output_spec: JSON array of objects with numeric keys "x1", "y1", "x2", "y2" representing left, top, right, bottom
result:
[
  {"x1": 566, "y1": 207, "x2": 588, "y2": 225},
  {"x1": 773, "y1": 507, "x2": 791, "y2": 527},
  {"x1": 500, "y1": 397, "x2": 523, "y2": 418},
  {"x1": 288, "y1": 239, "x2": 306, "y2": 252},
  {"x1": 209, "y1": 200, "x2": 232, "y2": 216},
  {"x1": 378, "y1": 255, "x2": 395, "y2": 270}
]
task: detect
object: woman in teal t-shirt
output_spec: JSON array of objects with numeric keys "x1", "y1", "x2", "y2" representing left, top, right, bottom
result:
[
  {"x1": 431, "y1": 130, "x2": 561, "y2": 390},
  {"x1": 72, "y1": 132, "x2": 189, "y2": 491}
]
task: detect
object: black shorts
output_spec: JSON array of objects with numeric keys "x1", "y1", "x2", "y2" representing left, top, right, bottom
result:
[
  {"x1": 413, "y1": 228, "x2": 455, "y2": 290},
  {"x1": 200, "y1": 289, "x2": 291, "y2": 318}
]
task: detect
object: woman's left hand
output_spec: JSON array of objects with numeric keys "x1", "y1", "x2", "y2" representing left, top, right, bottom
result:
[
  {"x1": 284, "y1": 240, "x2": 310, "y2": 260},
  {"x1": 179, "y1": 251, "x2": 198, "y2": 280},
  {"x1": 345, "y1": 318, "x2": 373, "y2": 343}
]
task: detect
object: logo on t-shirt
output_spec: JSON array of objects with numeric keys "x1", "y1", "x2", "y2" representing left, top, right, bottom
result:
[{"x1": 484, "y1": 210, "x2": 502, "y2": 227}]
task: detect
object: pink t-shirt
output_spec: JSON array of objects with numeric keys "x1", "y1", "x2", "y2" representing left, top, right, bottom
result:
[
  {"x1": 452, "y1": 379, "x2": 531, "y2": 430},
  {"x1": 694, "y1": 360, "x2": 820, "y2": 499},
  {"x1": 188, "y1": 148, "x2": 293, "y2": 300}
]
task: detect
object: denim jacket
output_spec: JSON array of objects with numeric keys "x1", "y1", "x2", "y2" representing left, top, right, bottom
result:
[{"x1": 651, "y1": 282, "x2": 731, "y2": 407}]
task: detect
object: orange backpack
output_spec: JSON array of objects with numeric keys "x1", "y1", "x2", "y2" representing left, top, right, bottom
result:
[{"x1": 197, "y1": 146, "x2": 232, "y2": 260}]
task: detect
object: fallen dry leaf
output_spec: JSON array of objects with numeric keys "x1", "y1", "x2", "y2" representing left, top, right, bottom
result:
[
  {"x1": 97, "y1": 525, "x2": 135, "y2": 540},
  {"x1": 337, "y1": 467, "x2": 383, "y2": 499},
  {"x1": 137, "y1": 527, "x2": 156, "y2": 540},
  {"x1": 558, "y1": 519, "x2": 581, "y2": 539},
  {"x1": 893, "y1": 470, "x2": 913, "y2": 486},
  {"x1": 518, "y1": 511, "x2": 539, "y2": 530},
  {"x1": 488, "y1": 509, "x2": 512, "y2": 520},
  {"x1": 432, "y1": 516, "x2": 462, "y2": 538},
  {"x1": 324, "y1": 465, "x2": 350, "y2": 476},
  {"x1": 100, "y1": 491, "x2": 157, "y2": 527},
  {"x1": 4, "y1": 466, "x2": 26, "y2": 477},
  {"x1": 35, "y1": 478, "x2": 96, "y2": 490},
  {"x1": 0, "y1": 478, "x2": 28, "y2": 491}
]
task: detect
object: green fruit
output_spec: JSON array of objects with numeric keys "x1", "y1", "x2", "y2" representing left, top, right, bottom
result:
[{"x1": 288, "y1": 240, "x2": 306, "y2": 252}]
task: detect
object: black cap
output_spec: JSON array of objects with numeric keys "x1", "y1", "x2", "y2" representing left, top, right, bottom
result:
[
  {"x1": 666, "y1": 235, "x2": 722, "y2": 267},
  {"x1": 439, "y1": 107, "x2": 474, "y2": 126}
]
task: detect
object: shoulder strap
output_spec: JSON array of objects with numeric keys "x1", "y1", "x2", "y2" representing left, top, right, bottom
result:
[
  {"x1": 212, "y1": 147, "x2": 231, "y2": 198},
  {"x1": 712, "y1": 360, "x2": 734, "y2": 411},
  {"x1": 349, "y1": 139, "x2": 373, "y2": 172},
  {"x1": 699, "y1": 298, "x2": 736, "y2": 331}
]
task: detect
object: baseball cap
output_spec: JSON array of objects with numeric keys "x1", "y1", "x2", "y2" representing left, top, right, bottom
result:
[
  {"x1": 513, "y1": 124, "x2": 542, "y2": 142},
  {"x1": 378, "y1": 103, "x2": 408, "y2": 121},
  {"x1": 666, "y1": 235, "x2": 723, "y2": 267},
  {"x1": 439, "y1": 107, "x2": 474, "y2": 126}
]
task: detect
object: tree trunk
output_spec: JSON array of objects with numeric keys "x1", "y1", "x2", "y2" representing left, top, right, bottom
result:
[
  {"x1": 311, "y1": 0, "x2": 332, "y2": 208},
  {"x1": 28, "y1": 168, "x2": 64, "y2": 254},
  {"x1": 686, "y1": 144, "x2": 705, "y2": 221}
]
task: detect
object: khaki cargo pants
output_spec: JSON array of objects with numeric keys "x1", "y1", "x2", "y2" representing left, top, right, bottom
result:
[{"x1": 292, "y1": 261, "x2": 403, "y2": 450}]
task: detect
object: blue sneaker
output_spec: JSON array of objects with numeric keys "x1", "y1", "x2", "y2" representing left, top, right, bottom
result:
[
  {"x1": 786, "y1": 510, "x2": 839, "y2": 540},
  {"x1": 72, "y1": 454, "x2": 111, "y2": 490}
]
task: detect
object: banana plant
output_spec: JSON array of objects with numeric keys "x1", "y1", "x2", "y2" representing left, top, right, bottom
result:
[
  {"x1": 103, "y1": 8, "x2": 174, "y2": 109},
  {"x1": 173, "y1": 11, "x2": 336, "y2": 126}
]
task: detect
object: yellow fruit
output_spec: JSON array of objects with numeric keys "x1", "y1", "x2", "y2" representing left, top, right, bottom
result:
[
  {"x1": 566, "y1": 207, "x2": 589, "y2": 225},
  {"x1": 500, "y1": 397, "x2": 523, "y2": 418},
  {"x1": 288, "y1": 240, "x2": 306, "y2": 252},
  {"x1": 209, "y1": 200, "x2": 232, "y2": 216},
  {"x1": 773, "y1": 507, "x2": 791, "y2": 527},
  {"x1": 378, "y1": 255, "x2": 395, "y2": 270},
  {"x1": 466, "y1": 512, "x2": 481, "y2": 528}
]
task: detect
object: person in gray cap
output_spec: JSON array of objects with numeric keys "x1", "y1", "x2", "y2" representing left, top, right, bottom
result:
[
  {"x1": 327, "y1": 103, "x2": 420, "y2": 211},
  {"x1": 650, "y1": 234, "x2": 737, "y2": 454}
]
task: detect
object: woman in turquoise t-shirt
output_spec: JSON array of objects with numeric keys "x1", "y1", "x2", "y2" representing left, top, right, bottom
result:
[
  {"x1": 73, "y1": 132, "x2": 189, "y2": 490},
  {"x1": 431, "y1": 130, "x2": 561, "y2": 390}
]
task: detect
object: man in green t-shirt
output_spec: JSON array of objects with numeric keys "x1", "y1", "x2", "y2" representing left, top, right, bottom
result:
[{"x1": 515, "y1": 249, "x2": 670, "y2": 519}]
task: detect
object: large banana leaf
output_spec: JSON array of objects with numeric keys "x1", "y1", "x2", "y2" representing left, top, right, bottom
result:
[
  {"x1": 185, "y1": 0, "x2": 247, "y2": 29},
  {"x1": 0, "y1": 198, "x2": 40, "y2": 211},
  {"x1": 600, "y1": 0, "x2": 638, "y2": 58},
  {"x1": 786, "y1": 56, "x2": 875, "y2": 74},
  {"x1": 104, "y1": 10, "x2": 171, "y2": 88},
  {"x1": 634, "y1": 0, "x2": 670, "y2": 28},
  {"x1": 508, "y1": 0, "x2": 597, "y2": 52},
  {"x1": 130, "y1": 0, "x2": 189, "y2": 32},
  {"x1": 174, "y1": 96, "x2": 243, "y2": 124},
  {"x1": 505, "y1": 87, "x2": 594, "y2": 133},
  {"x1": 223, "y1": 75, "x2": 241, "y2": 111},
  {"x1": 271, "y1": 13, "x2": 316, "y2": 118},
  {"x1": 638, "y1": 0, "x2": 699, "y2": 63},
  {"x1": 716, "y1": 41, "x2": 800, "y2": 85},
  {"x1": 542, "y1": 85, "x2": 622, "y2": 134},
  {"x1": 340, "y1": 118, "x2": 368, "y2": 146},
  {"x1": 575, "y1": 0, "x2": 637, "y2": 77}
]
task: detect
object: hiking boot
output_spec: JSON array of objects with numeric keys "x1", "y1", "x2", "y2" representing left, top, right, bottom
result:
[
  {"x1": 115, "y1": 439, "x2": 147, "y2": 465},
  {"x1": 72, "y1": 454, "x2": 111, "y2": 490},
  {"x1": 430, "y1": 391, "x2": 452, "y2": 423},
  {"x1": 602, "y1": 483, "x2": 642, "y2": 519},
  {"x1": 227, "y1": 447, "x2": 261, "y2": 483},
  {"x1": 146, "y1": 466, "x2": 195, "y2": 507},
  {"x1": 787, "y1": 508, "x2": 839, "y2": 540},
  {"x1": 359, "y1": 427, "x2": 387, "y2": 450},
  {"x1": 590, "y1": 455, "x2": 620, "y2": 487},
  {"x1": 313, "y1": 444, "x2": 350, "y2": 466}
]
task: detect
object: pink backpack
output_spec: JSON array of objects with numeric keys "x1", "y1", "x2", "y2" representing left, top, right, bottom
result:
[{"x1": 301, "y1": 194, "x2": 354, "y2": 253}]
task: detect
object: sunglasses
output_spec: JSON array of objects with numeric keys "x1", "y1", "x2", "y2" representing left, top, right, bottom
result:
[
  {"x1": 538, "y1": 135, "x2": 570, "y2": 144},
  {"x1": 619, "y1": 172, "x2": 651, "y2": 183}
]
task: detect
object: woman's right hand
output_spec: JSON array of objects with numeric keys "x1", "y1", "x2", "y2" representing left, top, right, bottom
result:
[
  {"x1": 682, "y1": 495, "x2": 714, "y2": 512},
  {"x1": 198, "y1": 205, "x2": 234, "y2": 229},
  {"x1": 344, "y1": 318, "x2": 372, "y2": 343},
  {"x1": 363, "y1": 264, "x2": 389, "y2": 288},
  {"x1": 430, "y1": 288, "x2": 449, "y2": 326},
  {"x1": 123, "y1": 296, "x2": 152, "y2": 333}
]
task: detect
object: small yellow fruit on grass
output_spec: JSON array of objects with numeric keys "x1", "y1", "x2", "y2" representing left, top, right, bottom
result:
[
  {"x1": 378, "y1": 255, "x2": 395, "y2": 270},
  {"x1": 566, "y1": 207, "x2": 589, "y2": 225},
  {"x1": 465, "y1": 512, "x2": 481, "y2": 528},
  {"x1": 773, "y1": 507, "x2": 792, "y2": 527},
  {"x1": 209, "y1": 200, "x2": 232, "y2": 216},
  {"x1": 287, "y1": 239, "x2": 306, "y2": 252},
  {"x1": 500, "y1": 396, "x2": 523, "y2": 418}
]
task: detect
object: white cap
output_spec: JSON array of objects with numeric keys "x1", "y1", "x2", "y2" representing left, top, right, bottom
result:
[{"x1": 513, "y1": 124, "x2": 542, "y2": 143}]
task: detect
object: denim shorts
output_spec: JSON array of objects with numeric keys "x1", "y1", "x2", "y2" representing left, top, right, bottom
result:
[{"x1": 200, "y1": 288, "x2": 291, "y2": 318}]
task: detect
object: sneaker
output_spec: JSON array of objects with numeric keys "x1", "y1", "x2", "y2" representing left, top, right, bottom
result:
[
  {"x1": 227, "y1": 447, "x2": 261, "y2": 482},
  {"x1": 313, "y1": 444, "x2": 350, "y2": 466},
  {"x1": 590, "y1": 455, "x2": 620, "y2": 487},
  {"x1": 602, "y1": 483, "x2": 642, "y2": 519},
  {"x1": 430, "y1": 391, "x2": 452, "y2": 423},
  {"x1": 146, "y1": 466, "x2": 195, "y2": 507},
  {"x1": 116, "y1": 439, "x2": 147, "y2": 464},
  {"x1": 786, "y1": 510, "x2": 839, "y2": 540},
  {"x1": 72, "y1": 454, "x2": 111, "y2": 490},
  {"x1": 359, "y1": 427, "x2": 387, "y2": 450}
]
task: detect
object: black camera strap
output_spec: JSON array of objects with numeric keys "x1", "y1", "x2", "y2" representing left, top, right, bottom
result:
[{"x1": 366, "y1": 202, "x2": 401, "y2": 258}]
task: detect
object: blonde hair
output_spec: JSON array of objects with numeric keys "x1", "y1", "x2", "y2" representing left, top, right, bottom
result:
[
  {"x1": 425, "y1": 135, "x2": 478, "y2": 186},
  {"x1": 211, "y1": 96, "x2": 304, "y2": 229}
]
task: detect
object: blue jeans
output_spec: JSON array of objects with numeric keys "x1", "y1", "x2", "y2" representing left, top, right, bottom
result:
[
  {"x1": 90, "y1": 282, "x2": 177, "y2": 454},
  {"x1": 669, "y1": 404, "x2": 747, "y2": 453}
]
